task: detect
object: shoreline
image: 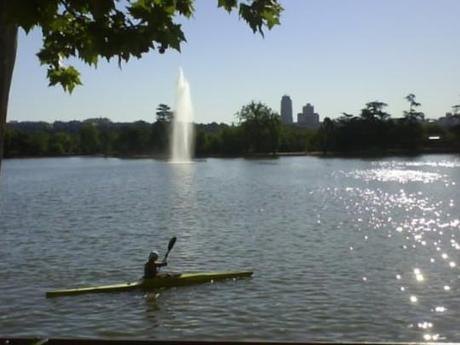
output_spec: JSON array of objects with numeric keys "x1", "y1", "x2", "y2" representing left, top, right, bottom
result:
[{"x1": 3, "y1": 148, "x2": 460, "y2": 161}]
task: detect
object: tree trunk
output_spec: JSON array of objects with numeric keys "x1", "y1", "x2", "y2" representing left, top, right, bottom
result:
[{"x1": 0, "y1": 0, "x2": 18, "y2": 173}]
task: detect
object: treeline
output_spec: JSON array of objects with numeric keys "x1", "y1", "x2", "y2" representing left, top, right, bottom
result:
[
  {"x1": 4, "y1": 102, "x2": 314, "y2": 158},
  {"x1": 4, "y1": 98, "x2": 460, "y2": 158},
  {"x1": 5, "y1": 119, "x2": 165, "y2": 157},
  {"x1": 196, "y1": 102, "x2": 315, "y2": 156},
  {"x1": 314, "y1": 95, "x2": 460, "y2": 154}
]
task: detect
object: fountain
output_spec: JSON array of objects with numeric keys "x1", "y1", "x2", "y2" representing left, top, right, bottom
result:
[{"x1": 171, "y1": 68, "x2": 194, "y2": 162}]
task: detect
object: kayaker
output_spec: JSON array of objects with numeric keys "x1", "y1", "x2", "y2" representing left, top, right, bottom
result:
[{"x1": 144, "y1": 251, "x2": 167, "y2": 279}]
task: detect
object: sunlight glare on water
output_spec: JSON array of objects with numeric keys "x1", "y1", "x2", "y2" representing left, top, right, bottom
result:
[
  {"x1": 346, "y1": 168, "x2": 448, "y2": 184},
  {"x1": 336, "y1": 157, "x2": 460, "y2": 342}
]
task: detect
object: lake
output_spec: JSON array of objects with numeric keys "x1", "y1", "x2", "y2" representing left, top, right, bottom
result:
[{"x1": 1, "y1": 155, "x2": 459, "y2": 342}]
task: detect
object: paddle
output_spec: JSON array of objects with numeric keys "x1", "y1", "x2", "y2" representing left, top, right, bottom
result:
[{"x1": 163, "y1": 236, "x2": 177, "y2": 263}]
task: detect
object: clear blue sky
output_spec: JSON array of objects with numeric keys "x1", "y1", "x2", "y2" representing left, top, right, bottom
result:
[{"x1": 8, "y1": 0, "x2": 460, "y2": 124}]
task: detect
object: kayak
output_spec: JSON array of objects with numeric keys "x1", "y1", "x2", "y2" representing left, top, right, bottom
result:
[{"x1": 46, "y1": 271, "x2": 253, "y2": 298}]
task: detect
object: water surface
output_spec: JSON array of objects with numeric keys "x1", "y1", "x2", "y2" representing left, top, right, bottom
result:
[{"x1": 1, "y1": 155, "x2": 459, "y2": 341}]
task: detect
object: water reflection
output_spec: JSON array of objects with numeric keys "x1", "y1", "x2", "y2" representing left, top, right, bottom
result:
[
  {"x1": 165, "y1": 162, "x2": 203, "y2": 266},
  {"x1": 376, "y1": 159, "x2": 460, "y2": 169},
  {"x1": 423, "y1": 333, "x2": 440, "y2": 341},
  {"x1": 346, "y1": 168, "x2": 447, "y2": 184},
  {"x1": 434, "y1": 306, "x2": 446, "y2": 313},
  {"x1": 413, "y1": 269, "x2": 424, "y2": 282}
]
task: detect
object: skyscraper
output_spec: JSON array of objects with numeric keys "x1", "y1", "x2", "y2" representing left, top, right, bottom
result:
[
  {"x1": 280, "y1": 95, "x2": 293, "y2": 124},
  {"x1": 297, "y1": 103, "x2": 320, "y2": 129}
]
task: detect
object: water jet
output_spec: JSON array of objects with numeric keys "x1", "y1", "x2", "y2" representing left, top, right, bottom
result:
[{"x1": 171, "y1": 68, "x2": 194, "y2": 162}]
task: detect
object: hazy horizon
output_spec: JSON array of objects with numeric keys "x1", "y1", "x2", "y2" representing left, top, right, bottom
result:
[{"x1": 8, "y1": 0, "x2": 460, "y2": 124}]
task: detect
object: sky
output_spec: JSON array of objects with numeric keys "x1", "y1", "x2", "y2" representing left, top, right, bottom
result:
[{"x1": 7, "y1": 0, "x2": 460, "y2": 124}]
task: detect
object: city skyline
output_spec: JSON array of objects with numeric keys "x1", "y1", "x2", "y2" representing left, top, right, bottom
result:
[
  {"x1": 7, "y1": 0, "x2": 460, "y2": 124},
  {"x1": 280, "y1": 95, "x2": 320, "y2": 129}
]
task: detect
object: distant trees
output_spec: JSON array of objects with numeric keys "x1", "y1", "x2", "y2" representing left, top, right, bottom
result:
[
  {"x1": 314, "y1": 117, "x2": 335, "y2": 154},
  {"x1": 236, "y1": 101, "x2": 281, "y2": 153},
  {"x1": 194, "y1": 123, "x2": 243, "y2": 156},
  {"x1": 194, "y1": 119, "x2": 313, "y2": 156},
  {"x1": 445, "y1": 103, "x2": 460, "y2": 149},
  {"x1": 151, "y1": 103, "x2": 173, "y2": 153},
  {"x1": 79, "y1": 124, "x2": 101, "y2": 154},
  {"x1": 4, "y1": 94, "x2": 460, "y2": 159},
  {"x1": 116, "y1": 121, "x2": 151, "y2": 155},
  {"x1": 279, "y1": 125, "x2": 315, "y2": 152},
  {"x1": 360, "y1": 101, "x2": 390, "y2": 122},
  {"x1": 453, "y1": 104, "x2": 460, "y2": 115},
  {"x1": 48, "y1": 132, "x2": 72, "y2": 155},
  {"x1": 156, "y1": 104, "x2": 173, "y2": 123},
  {"x1": 404, "y1": 94, "x2": 424, "y2": 122},
  {"x1": 358, "y1": 101, "x2": 392, "y2": 149},
  {"x1": 312, "y1": 94, "x2": 439, "y2": 154},
  {"x1": 5, "y1": 126, "x2": 77, "y2": 157},
  {"x1": 395, "y1": 94, "x2": 425, "y2": 150}
]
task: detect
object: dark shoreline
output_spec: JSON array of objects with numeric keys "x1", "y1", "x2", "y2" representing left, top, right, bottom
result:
[{"x1": 3, "y1": 148, "x2": 460, "y2": 161}]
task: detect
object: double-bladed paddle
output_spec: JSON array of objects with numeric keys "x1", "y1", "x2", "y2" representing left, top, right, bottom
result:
[{"x1": 163, "y1": 236, "x2": 176, "y2": 262}]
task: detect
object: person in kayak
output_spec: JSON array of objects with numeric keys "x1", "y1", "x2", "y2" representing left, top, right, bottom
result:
[{"x1": 144, "y1": 251, "x2": 167, "y2": 279}]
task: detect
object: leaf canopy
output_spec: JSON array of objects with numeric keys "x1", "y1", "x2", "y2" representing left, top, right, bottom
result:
[{"x1": 4, "y1": 0, "x2": 283, "y2": 92}]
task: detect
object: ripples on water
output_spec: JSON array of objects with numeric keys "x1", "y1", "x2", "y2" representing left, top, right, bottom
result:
[
  {"x1": 336, "y1": 158, "x2": 460, "y2": 341},
  {"x1": 0, "y1": 155, "x2": 459, "y2": 341}
]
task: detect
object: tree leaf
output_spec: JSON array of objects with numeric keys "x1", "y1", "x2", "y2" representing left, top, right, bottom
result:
[{"x1": 217, "y1": 0, "x2": 237, "y2": 12}]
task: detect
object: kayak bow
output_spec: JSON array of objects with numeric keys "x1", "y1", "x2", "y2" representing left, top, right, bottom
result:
[{"x1": 46, "y1": 271, "x2": 253, "y2": 298}]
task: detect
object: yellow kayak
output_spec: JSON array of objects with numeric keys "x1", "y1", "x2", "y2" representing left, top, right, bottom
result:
[{"x1": 46, "y1": 271, "x2": 253, "y2": 298}]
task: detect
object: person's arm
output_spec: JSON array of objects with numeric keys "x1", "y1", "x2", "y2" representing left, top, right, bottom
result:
[{"x1": 156, "y1": 261, "x2": 167, "y2": 268}]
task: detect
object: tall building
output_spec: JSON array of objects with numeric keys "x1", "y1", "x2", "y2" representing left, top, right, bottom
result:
[
  {"x1": 280, "y1": 95, "x2": 293, "y2": 124},
  {"x1": 297, "y1": 103, "x2": 320, "y2": 129}
]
